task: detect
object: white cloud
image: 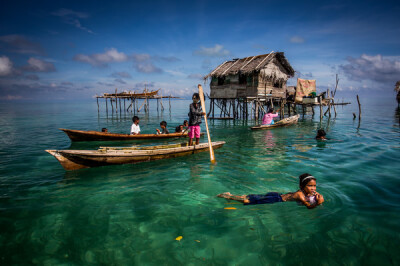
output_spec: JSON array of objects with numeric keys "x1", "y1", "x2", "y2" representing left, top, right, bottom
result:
[
  {"x1": 165, "y1": 70, "x2": 185, "y2": 76},
  {"x1": 193, "y1": 44, "x2": 230, "y2": 57},
  {"x1": 0, "y1": 56, "x2": 13, "y2": 76},
  {"x1": 74, "y1": 48, "x2": 128, "y2": 66},
  {"x1": 52, "y1": 8, "x2": 89, "y2": 19},
  {"x1": 111, "y1": 71, "x2": 132, "y2": 78},
  {"x1": 0, "y1": 35, "x2": 44, "y2": 55},
  {"x1": 290, "y1": 36, "x2": 305, "y2": 43},
  {"x1": 135, "y1": 62, "x2": 162, "y2": 73},
  {"x1": 52, "y1": 8, "x2": 94, "y2": 34},
  {"x1": 339, "y1": 54, "x2": 400, "y2": 84},
  {"x1": 132, "y1": 53, "x2": 151, "y2": 62},
  {"x1": 23, "y1": 57, "x2": 56, "y2": 72},
  {"x1": 188, "y1": 73, "x2": 204, "y2": 80}
]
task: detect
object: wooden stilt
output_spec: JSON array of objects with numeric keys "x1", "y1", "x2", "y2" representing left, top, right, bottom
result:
[
  {"x1": 115, "y1": 89, "x2": 118, "y2": 113},
  {"x1": 96, "y1": 97, "x2": 99, "y2": 113},
  {"x1": 106, "y1": 97, "x2": 108, "y2": 115},
  {"x1": 357, "y1": 95, "x2": 361, "y2": 120},
  {"x1": 319, "y1": 97, "x2": 323, "y2": 120}
]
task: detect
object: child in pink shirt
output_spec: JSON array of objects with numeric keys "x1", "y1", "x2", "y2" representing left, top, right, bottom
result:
[{"x1": 262, "y1": 108, "x2": 279, "y2": 125}]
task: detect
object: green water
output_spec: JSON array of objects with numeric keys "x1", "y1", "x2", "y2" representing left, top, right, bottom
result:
[{"x1": 0, "y1": 98, "x2": 399, "y2": 265}]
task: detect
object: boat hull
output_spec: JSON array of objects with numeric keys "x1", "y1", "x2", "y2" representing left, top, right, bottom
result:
[
  {"x1": 46, "y1": 141, "x2": 225, "y2": 170},
  {"x1": 250, "y1": 114, "x2": 300, "y2": 130},
  {"x1": 60, "y1": 128, "x2": 203, "y2": 142}
]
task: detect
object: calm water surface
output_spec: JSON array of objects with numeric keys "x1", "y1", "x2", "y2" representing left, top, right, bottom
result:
[{"x1": 0, "y1": 98, "x2": 399, "y2": 265}]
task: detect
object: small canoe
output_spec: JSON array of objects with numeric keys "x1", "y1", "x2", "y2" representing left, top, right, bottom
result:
[
  {"x1": 46, "y1": 141, "x2": 225, "y2": 171},
  {"x1": 250, "y1": 114, "x2": 300, "y2": 130},
  {"x1": 60, "y1": 128, "x2": 203, "y2": 142}
]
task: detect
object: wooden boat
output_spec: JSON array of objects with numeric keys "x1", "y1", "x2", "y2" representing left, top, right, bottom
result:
[
  {"x1": 60, "y1": 128, "x2": 203, "y2": 142},
  {"x1": 250, "y1": 114, "x2": 300, "y2": 130},
  {"x1": 46, "y1": 141, "x2": 226, "y2": 171},
  {"x1": 103, "y1": 89, "x2": 159, "y2": 98}
]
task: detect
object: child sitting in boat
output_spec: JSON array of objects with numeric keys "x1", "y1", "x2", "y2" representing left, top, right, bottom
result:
[
  {"x1": 316, "y1": 129, "x2": 327, "y2": 140},
  {"x1": 175, "y1": 124, "x2": 184, "y2": 133},
  {"x1": 183, "y1": 120, "x2": 189, "y2": 132},
  {"x1": 130, "y1": 116, "x2": 140, "y2": 135},
  {"x1": 156, "y1": 121, "x2": 170, "y2": 134},
  {"x1": 188, "y1": 93, "x2": 205, "y2": 146},
  {"x1": 262, "y1": 108, "x2": 279, "y2": 125},
  {"x1": 217, "y1": 173, "x2": 324, "y2": 209}
]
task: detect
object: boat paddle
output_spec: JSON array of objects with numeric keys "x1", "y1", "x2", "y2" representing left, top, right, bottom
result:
[{"x1": 198, "y1": 84, "x2": 216, "y2": 164}]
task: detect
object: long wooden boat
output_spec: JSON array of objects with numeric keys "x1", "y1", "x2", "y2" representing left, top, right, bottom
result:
[
  {"x1": 250, "y1": 114, "x2": 300, "y2": 130},
  {"x1": 103, "y1": 89, "x2": 159, "y2": 98},
  {"x1": 60, "y1": 128, "x2": 203, "y2": 142},
  {"x1": 46, "y1": 141, "x2": 225, "y2": 171}
]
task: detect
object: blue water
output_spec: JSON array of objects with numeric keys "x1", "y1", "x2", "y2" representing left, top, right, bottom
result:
[{"x1": 0, "y1": 98, "x2": 399, "y2": 265}]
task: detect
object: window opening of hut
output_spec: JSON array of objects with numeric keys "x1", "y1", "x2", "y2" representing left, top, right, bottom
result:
[
  {"x1": 239, "y1": 74, "x2": 247, "y2": 84},
  {"x1": 218, "y1": 77, "x2": 225, "y2": 85},
  {"x1": 274, "y1": 81, "x2": 282, "y2": 88}
]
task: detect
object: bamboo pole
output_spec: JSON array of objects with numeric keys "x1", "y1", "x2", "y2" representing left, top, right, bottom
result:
[
  {"x1": 106, "y1": 97, "x2": 108, "y2": 115},
  {"x1": 198, "y1": 84, "x2": 215, "y2": 164}
]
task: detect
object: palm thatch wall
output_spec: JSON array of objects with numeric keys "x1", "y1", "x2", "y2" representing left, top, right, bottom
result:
[{"x1": 205, "y1": 52, "x2": 295, "y2": 99}]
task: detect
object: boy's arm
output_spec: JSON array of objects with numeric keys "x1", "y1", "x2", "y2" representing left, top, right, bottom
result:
[
  {"x1": 315, "y1": 192, "x2": 324, "y2": 205},
  {"x1": 294, "y1": 192, "x2": 318, "y2": 209}
]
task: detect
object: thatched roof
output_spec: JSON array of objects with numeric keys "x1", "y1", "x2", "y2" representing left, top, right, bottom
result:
[{"x1": 204, "y1": 52, "x2": 295, "y2": 80}]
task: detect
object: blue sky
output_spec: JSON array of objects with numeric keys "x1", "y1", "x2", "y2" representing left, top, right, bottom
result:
[{"x1": 0, "y1": 0, "x2": 399, "y2": 100}]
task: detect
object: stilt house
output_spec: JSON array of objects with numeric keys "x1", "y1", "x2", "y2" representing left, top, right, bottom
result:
[{"x1": 204, "y1": 52, "x2": 295, "y2": 99}]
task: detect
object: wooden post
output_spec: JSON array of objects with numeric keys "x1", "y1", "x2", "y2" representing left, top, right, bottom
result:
[
  {"x1": 319, "y1": 96, "x2": 323, "y2": 120},
  {"x1": 96, "y1": 97, "x2": 99, "y2": 113},
  {"x1": 169, "y1": 95, "x2": 171, "y2": 111},
  {"x1": 333, "y1": 99, "x2": 337, "y2": 117},
  {"x1": 119, "y1": 97, "x2": 122, "y2": 114},
  {"x1": 115, "y1": 89, "x2": 118, "y2": 113},
  {"x1": 255, "y1": 99, "x2": 259, "y2": 120},
  {"x1": 212, "y1": 99, "x2": 215, "y2": 118},
  {"x1": 105, "y1": 97, "x2": 108, "y2": 115},
  {"x1": 123, "y1": 98, "x2": 126, "y2": 111},
  {"x1": 357, "y1": 95, "x2": 361, "y2": 120},
  {"x1": 232, "y1": 99, "x2": 236, "y2": 120}
]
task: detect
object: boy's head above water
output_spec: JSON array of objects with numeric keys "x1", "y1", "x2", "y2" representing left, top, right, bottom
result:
[{"x1": 299, "y1": 173, "x2": 317, "y2": 195}]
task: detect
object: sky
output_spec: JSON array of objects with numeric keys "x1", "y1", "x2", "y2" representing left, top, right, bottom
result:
[{"x1": 0, "y1": 0, "x2": 399, "y2": 101}]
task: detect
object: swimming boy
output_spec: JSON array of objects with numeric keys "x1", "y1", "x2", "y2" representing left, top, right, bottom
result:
[
  {"x1": 131, "y1": 116, "x2": 140, "y2": 135},
  {"x1": 156, "y1": 121, "x2": 169, "y2": 134},
  {"x1": 217, "y1": 173, "x2": 324, "y2": 209},
  {"x1": 188, "y1": 93, "x2": 205, "y2": 146},
  {"x1": 316, "y1": 129, "x2": 327, "y2": 140}
]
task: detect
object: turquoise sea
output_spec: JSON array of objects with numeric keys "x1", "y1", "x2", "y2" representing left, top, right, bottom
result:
[{"x1": 0, "y1": 97, "x2": 399, "y2": 265}]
